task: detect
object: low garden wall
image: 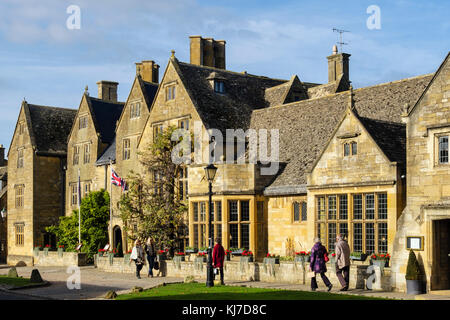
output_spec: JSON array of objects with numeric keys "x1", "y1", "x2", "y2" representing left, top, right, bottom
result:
[
  {"x1": 95, "y1": 255, "x2": 393, "y2": 292},
  {"x1": 33, "y1": 250, "x2": 88, "y2": 267}
]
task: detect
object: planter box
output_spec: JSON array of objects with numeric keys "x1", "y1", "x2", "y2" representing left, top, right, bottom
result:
[
  {"x1": 370, "y1": 259, "x2": 389, "y2": 271},
  {"x1": 265, "y1": 257, "x2": 280, "y2": 264},
  {"x1": 231, "y1": 249, "x2": 244, "y2": 256},
  {"x1": 158, "y1": 254, "x2": 166, "y2": 261},
  {"x1": 174, "y1": 255, "x2": 186, "y2": 261},
  {"x1": 240, "y1": 256, "x2": 254, "y2": 263},
  {"x1": 185, "y1": 249, "x2": 197, "y2": 254},
  {"x1": 226, "y1": 253, "x2": 231, "y2": 261},
  {"x1": 406, "y1": 279, "x2": 425, "y2": 295},
  {"x1": 57, "y1": 248, "x2": 64, "y2": 258},
  {"x1": 195, "y1": 256, "x2": 207, "y2": 263}
]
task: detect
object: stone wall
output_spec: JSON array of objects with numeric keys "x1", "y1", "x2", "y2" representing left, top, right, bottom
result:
[
  {"x1": 95, "y1": 255, "x2": 393, "y2": 291},
  {"x1": 33, "y1": 251, "x2": 87, "y2": 267}
]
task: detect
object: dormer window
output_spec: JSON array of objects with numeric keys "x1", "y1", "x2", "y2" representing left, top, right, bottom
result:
[
  {"x1": 344, "y1": 141, "x2": 357, "y2": 157},
  {"x1": 214, "y1": 80, "x2": 225, "y2": 93}
]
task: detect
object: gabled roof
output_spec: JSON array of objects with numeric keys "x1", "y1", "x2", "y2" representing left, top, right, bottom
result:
[
  {"x1": 96, "y1": 139, "x2": 116, "y2": 166},
  {"x1": 86, "y1": 96, "x2": 124, "y2": 144},
  {"x1": 26, "y1": 103, "x2": 77, "y2": 156},
  {"x1": 264, "y1": 75, "x2": 310, "y2": 107},
  {"x1": 357, "y1": 116, "x2": 406, "y2": 164},
  {"x1": 138, "y1": 76, "x2": 159, "y2": 111},
  {"x1": 175, "y1": 60, "x2": 287, "y2": 133},
  {"x1": 250, "y1": 73, "x2": 433, "y2": 195}
]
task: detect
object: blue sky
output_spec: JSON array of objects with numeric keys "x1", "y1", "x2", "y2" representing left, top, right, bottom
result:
[{"x1": 0, "y1": 0, "x2": 449, "y2": 152}]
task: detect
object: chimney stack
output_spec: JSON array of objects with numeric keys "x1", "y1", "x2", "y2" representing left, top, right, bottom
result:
[
  {"x1": 327, "y1": 45, "x2": 350, "y2": 83},
  {"x1": 136, "y1": 60, "x2": 159, "y2": 83},
  {"x1": 96, "y1": 81, "x2": 118, "y2": 102},
  {"x1": 0, "y1": 144, "x2": 4, "y2": 167},
  {"x1": 189, "y1": 36, "x2": 226, "y2": 69}
]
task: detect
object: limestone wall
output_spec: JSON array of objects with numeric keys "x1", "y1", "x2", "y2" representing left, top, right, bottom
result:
[{"x1": 33, "y1": 251, "x2": 87, "y2": 267}]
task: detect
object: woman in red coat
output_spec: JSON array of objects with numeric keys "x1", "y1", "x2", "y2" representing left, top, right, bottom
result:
[{"x1": 212, "y1": 237, "x2": 225, "y2": 285}]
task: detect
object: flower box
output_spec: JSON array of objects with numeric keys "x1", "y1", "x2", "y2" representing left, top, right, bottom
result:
[
  {"x1": 240, "y1": 256, "x2": 253, "y2": 263},
  {"x1": 57, "y1": 247, "x2": 64, "y2": 258},
  {"x1": 195, "y1": 256, "x2": 207, "y2": 263},
  {"x1": 230, "y1": 248, "x2": 244, "y2": 256},
  {"x1": 185, "y1": 249, "x2": 197, "y2": 254},
  {"x1": 350, "y1": 253, "x2": 368, "y2": 262},
  {"x1": 226, "y1": 251, "x2": 231, "y2": 261}
]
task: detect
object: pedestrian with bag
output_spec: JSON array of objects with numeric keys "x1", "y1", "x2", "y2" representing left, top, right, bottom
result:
[
  {"x1": 309, "y1": 238, "x2": 333, "y2": 292},
  {"x1": 130, "y1": 239, "x2": 145, "y2": 279},
  {"x1": 212, "y1": 237, "x2": 225, "y2": 285},
  {"x1": 144, "y1": 237, "x2": 156, "y2": 278},
  {"x1": 335, "y1": 234, "x2": 351, "y2": 291}
]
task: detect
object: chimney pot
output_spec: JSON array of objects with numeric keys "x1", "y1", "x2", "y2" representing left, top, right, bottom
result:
[
  {"x1": 97, "y1": 81, "x2": 118, "y2": 102},
  {"x1": 189, "y1": 35, "x2": 226, "y2": 69},
  {"x1": 136, "y1": 60, "x2": 159, "y2": 83}
]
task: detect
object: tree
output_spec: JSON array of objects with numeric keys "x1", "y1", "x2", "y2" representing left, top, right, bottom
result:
[
  {"x1": 119, "y1": 126, "x2": 188, "y2": 255},
  {"x1": 46, "y1": 189, "x2": 110, "y2": 258}
]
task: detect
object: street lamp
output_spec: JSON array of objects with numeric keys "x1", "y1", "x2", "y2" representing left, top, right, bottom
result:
[{"x1": 204, "y1": 163, "x2": 217, "y2": 287}]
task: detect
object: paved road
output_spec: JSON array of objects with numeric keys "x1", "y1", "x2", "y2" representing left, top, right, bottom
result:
[
  {"x1": 0, "y1": 265, "x2": 183, "y2": 300},
  {"x1": 0, "y1": 290, "x2": 45, "y2": 300}
]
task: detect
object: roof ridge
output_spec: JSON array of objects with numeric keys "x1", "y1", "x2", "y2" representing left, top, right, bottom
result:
[
  {"x1": 87, "y1": 96, "x2": 125, "y2": 105},
  {"x1": 352, "y1": 73, "x2": 434, "y2": 93},
  {"x1": 27, "y1": 104, "x2": 77, "y2": 112},
  {"x1": 177, "y1": 61, "x2": 288, "y2": 82}
]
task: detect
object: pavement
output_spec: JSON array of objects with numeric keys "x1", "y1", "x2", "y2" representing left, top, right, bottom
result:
[{"x1": 0, "y1": 264, "x2": 449, "y2": 300}]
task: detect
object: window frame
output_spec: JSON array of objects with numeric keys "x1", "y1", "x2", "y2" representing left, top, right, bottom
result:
[{"x1": 123, "y1": 138, "x2": 131, "y2": 160}]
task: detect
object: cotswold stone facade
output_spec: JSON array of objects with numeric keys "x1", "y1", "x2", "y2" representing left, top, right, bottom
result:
[{"x1": 5, "y1": 35, "x2": 450, "y2": 292}]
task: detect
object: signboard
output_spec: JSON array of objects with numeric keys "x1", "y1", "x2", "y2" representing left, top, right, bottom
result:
[
  {"x1": 406, "y1": 236, "x2": 424, "y2": 251},
  {"x1": 103, "y1": 244, "x2": 110, "y2": 251},
  {"x1": 76, "y1": 243, "x2": 83, "y2": 251}
]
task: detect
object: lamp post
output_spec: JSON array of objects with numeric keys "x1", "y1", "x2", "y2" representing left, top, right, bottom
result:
[{"x1": 204, "y1": 163, "x2": 217, "y2": 287}]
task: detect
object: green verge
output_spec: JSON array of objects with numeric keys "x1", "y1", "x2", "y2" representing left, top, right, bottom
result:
[
  {"x1": 116, "y1": 283, "x2": 388, "y2": 300},
  {"x1": 0, "y1": 275, "x2": 31, "y2": 287}
]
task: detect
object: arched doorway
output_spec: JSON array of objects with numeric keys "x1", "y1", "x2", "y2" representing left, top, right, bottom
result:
[{"x1": 113, "y1": 226, "x2": 123, "y2": 256}]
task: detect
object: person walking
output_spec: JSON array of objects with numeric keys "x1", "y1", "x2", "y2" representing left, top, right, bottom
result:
[
  {"x1": 212, "y1": 237, "x2": 225, "y2": 285},
  {"x1": 309, "y1": 238, "x2": 333, "y2": 292},
  {"x1": 144, "y1": 237, "x2": 156, "y2": 278},
  {"x1": 130, "y1": 239, "x2": 145, "y2": 279},
  {"x1": 335, "y1": 234, "x2": 351, "y2": 291}
]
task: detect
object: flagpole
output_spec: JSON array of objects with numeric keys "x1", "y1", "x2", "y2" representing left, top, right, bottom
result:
[
  {"x1": 78, "y1": 168, "x2": 81, "y2": 245},
  {"x1": 109, "y1": 159, "x2": 113, "y2": 248}
]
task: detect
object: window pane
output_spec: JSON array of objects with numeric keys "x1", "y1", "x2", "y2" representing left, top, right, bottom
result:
[
  {"x1": 317, "y1": 222, "x2": 326, "y2": 243},
  {"x1": 241, "y1": 201, "x2": 250, "y2": 221},
  {"x1": 378, "y1": 223, "x2": 388, "y2": 254},
  {"x1": 200, "y1": 224, "x2": 206, "y2": 248},
  {"x1": 293, "y1": 202, "x2": 300, "y2": 221},
  {"x1": 229, "y1": 224, "x2": 238, "y2": 248},
  {"x1": 240, "y1": 224, "x2": 249, "y2": 250},
  {"x1": 317, "y1": 197, "x2": 326, "y2": 220},
  {"x1": 353, "y1": 223, "x2": 363, "y2": 252},
  {"x1": 353, "y1": 195, "x2": 362, "y2": 219},
  {"x1": 215, "y1": 224, "x2": 222, "y2": 243},
  {"x1": 328, "y1": 223, "x2": 336, "y2": 251},
  {"x1": 365, "y1": 194, "x2": 375, "y2": 219},
  {"x1": 378, "y1": 193, "x2": 387, "y2": 219},
  {"x1": 439, "y1": 136, "x2": 448, "y2": 164},
  {"x1": 194, "y1": 225, "x2": 198, "y2": 248},
  {"x1": 215, "y1": 201, "x2": 222, "y2": 221},
  {"x1": 200, "y1": 202, "x2": 206, "y2": 222},
  {"x1": 339, "y1": 223, "x2": 348, "y2": 240},
  {"x1": 229, "y1": 201, "x2": 238, "y2": 221},
  {"x1": 301, "y1": 202, "x2": 307, "y2": 221},
  {"x1": 351, "y1": 142, "x2": 357, "y2": 155},
  {"x1": 365, "y1": 223, "x2": 375, "y2": 254},
  {"x1": 339, "y1": 195, "x2": 348, "y2": 219},
  {"x1": 328, "y1": 195, "x2": 337, "y2": 220},
  {"x1": 193, "y1": 202, "x2": 198, "y2": 222},
  {"x1": 344, "y1": 143, "x2": 350, "y2": 156}
]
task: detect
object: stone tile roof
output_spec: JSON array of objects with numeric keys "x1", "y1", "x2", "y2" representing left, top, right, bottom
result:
[
  {"x1": 139, "y1": 77, "x2": 159, "y2": 110},
  {"x1": 358, "y1": 117, "x2": 406, "y2": 165},
  {"x1": 87, "y1": 96, "x2": 124, "y2": 144},
  {"x1": 26, "y1": 103, "x2": 77, "y2": 156},
  {"x1": 250, "y1": 73, "x2": 433, "y2": 195},
  {"x1": 176, "y1": 60, "x2": 287, "y2": 132},
  {"x1": 96, "y1": 139, "x2": 116, "y2": 165},
  {"x1": 264, "y1": 76, "x2": 311, "y2": 107},
  {"x1": 0, "y1": 167, "x2": 6, "y2": 180}
]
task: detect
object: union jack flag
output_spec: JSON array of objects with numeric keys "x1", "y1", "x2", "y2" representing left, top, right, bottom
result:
[{"x1": 111, "y1": 168, "x2": 127, "y2": 191}]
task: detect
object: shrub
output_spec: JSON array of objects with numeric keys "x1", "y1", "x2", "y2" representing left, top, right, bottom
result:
[{"x1": 405, "y1": 250, "x2": 423, "y2": 281}]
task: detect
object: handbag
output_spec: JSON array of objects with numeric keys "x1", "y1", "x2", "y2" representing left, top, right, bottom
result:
[
  {"x1": 324, "y1": 253, "x2": 329, "y2": 263},
  {"x1": 214, "y1": 268, "x2": 219, "y2": 275},
  {"x1": 153, "y1": 260, "x2": 160, "y2": 270}
]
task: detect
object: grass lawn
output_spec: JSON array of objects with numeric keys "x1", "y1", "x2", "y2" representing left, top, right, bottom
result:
[
  {"x1": 0, "y1": 275, "x2": 31, "y2": 287},
  {"x1": 116, "y1": 283, "x2": 387, "y2": 300}
]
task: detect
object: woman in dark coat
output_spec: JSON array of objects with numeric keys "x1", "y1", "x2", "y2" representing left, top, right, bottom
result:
[
  {"x1": 144, "y1": 237, "x2": 156, "y2": 278},
  {"x1": 309, "y1": 238, "x2": 333, "y2": 291}
]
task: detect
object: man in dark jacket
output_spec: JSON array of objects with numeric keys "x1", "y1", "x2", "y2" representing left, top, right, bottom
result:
[{"x1": 212, "y1": 237, "x2": 225, "y2": 285}]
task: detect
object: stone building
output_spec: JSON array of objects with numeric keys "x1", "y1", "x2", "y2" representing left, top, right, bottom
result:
[
  {"x1": 391, "y1": 52, "x2": 450, "y2": 292},
  {"x1": 7, "y1": 101, "x2": 76, "y2": 265},
  {"x1": 0, "y1": 145, "x2": 8, "y2": 262}
]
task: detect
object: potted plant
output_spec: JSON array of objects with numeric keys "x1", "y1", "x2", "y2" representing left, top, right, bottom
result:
[
  {"x1": 405, "y1": 250, "x2": 425, "y2": 295},
  {"x1": 174, "y1": 252, "x2": 186, "y2": 261},
  {"x1": 225, "y1": 249, "x2": 232, "y2": 261},
  {"x1": 197, "y1": 251, "x2": 207, "y2": 263},
  {"x1": 241, "y1": 250, "x2": 254, "y2": 262},
  {"x1": 350, "y1": 252, "x2": 368, "y2": 262},
  {"x1": 329, "y1": 251, "x2": 336, "y2": 264},
  {"x1": 370, "y1": 253, "x2": 390, "y2": 268},
  {"x1": 230, "y1": 247, "x2": 244, "y2": 256},
  {"x1": 158, "y1": 249, "x2": 167, "y2": 261},
  {"x1": 33, "y1": 245, "x2": 42, "y2": 256},
  {"x1": 266, "y1": 253, "x2": 280, "y2": 264},
  {"x1": 98, "y1": 249, "x2": 106, "y2": 257},
  {"x1": 199, "y1": 247, "x2": 208, "y2": 254},
  {"x1": 44, "y1": 244, "x2": 50, "y2": 256},
  {"x1": 305, "y1": 251, "x2": 311, "y2": 263},
  {"x1": 294, "y1": 251, "x2": 306, "y2": 263},
  {"x1": 185, "y1": 246, "x2": 197, "y2": 254},
  {"x1": 57, "y1": 245, "x2": 64, "y2": 257}
]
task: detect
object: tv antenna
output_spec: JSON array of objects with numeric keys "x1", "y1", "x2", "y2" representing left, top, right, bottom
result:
[{"x1": 333, "y1": 28, "x2": 350, "y2": 52}]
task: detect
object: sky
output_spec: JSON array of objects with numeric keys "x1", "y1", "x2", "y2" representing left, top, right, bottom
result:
[{"x1": 0, "y1": 0, "x2": 449, "y2": 153}]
